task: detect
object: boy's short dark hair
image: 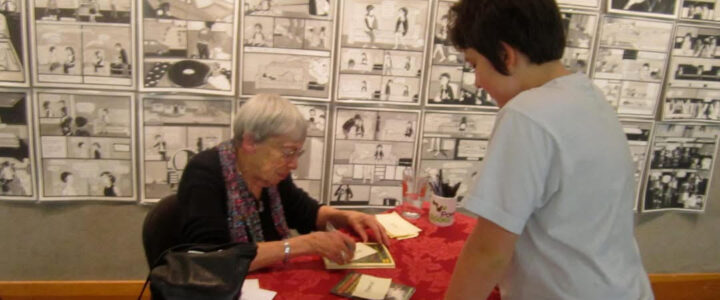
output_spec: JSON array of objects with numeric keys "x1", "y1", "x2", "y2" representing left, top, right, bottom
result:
[{"x1": 448, "y1": 0, "x2": 566, "y2": 75}]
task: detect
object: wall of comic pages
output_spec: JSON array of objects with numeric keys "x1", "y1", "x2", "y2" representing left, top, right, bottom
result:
[{"x1": 0, "y1": 0, "x2": 718, "y2": 215}]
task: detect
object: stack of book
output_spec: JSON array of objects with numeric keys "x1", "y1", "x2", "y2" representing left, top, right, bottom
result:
[{"x1": 375, "y1": 211, "x2": 422, "y2": 240}]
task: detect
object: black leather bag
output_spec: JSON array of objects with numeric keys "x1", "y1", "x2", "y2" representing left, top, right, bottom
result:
[{"x1": 139, "y1": 242, "x2": 257, "y2": 300}]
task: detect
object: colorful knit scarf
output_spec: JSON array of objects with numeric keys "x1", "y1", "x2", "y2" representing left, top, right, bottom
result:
[{"x1": 218, "y1": 140, "x2": 290, "y2": 243}]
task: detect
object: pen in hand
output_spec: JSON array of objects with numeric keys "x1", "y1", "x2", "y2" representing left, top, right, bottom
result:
[{"x1": 326, "y1": 221, "x2": 356, "y2": 259}]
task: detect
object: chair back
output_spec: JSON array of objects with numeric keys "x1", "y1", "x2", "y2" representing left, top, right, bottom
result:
[{"x1": 142, "y1": 194, "x2": 182, "y2": 268}]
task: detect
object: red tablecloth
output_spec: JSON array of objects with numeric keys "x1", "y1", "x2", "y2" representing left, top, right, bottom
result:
[{"x1": 247, "y1": 206, "x2": 501, "y2": 300}]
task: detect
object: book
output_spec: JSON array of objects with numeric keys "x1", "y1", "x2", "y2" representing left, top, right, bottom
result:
[
  {"x1": 331, "y1": 272, "x2": 416, "y2": 300},
  {"x1": 375, "y1": 211, "x2": 422, "y2": 240},
  {"x1": 323, "y1": 242, "x2": 395, "y2": 269}
]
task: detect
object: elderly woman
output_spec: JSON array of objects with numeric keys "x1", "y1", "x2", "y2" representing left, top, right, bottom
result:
[{"x1": 176, "y1": 94, "x2": 389, "y2": 270}]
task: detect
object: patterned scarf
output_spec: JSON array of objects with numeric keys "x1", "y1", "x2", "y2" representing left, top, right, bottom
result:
[{"x1": 218, "y1": 140, "x2": 290, "y2": 243}]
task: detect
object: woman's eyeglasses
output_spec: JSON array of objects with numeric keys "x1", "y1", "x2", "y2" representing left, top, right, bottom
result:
[{"x1": 279, "y1": 147, "x2": 305, "y2": 161}]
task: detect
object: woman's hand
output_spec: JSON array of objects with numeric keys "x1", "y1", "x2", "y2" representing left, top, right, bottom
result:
[
  {"x1": 337, "y1": 209, "x2": 391, "y2": 246},
  {"x1": 316, "y1": 206, "x2": 391, "y2": 246},
  {"x1": 299, "y1": 231, "x2": 356, "y2": 265}
]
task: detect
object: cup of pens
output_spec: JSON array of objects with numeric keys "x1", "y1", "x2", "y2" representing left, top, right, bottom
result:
[
  {"x1": 428, "y1": 170, "x2": 461, "y2": 227},
  {"x1": 399, "y1": 168, "x2": 427, "y2": 219}
]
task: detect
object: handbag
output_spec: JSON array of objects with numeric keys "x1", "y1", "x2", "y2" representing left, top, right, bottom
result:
[{"x1": 139, "y1": 242, "x2": 257, "y2": 300}]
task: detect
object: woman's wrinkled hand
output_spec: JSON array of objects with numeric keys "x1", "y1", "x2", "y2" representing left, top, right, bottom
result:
[
  {"x1": 301, "y1": 231, "x2": 356, "y2": 265},
  {"x1": 342, "y1": 210, "x2": 391, "y2": 246}
]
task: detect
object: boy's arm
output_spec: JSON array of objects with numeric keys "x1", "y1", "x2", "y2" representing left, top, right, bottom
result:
[{"x1": 445, "y1": 216, "x2": 518, "y2": 300}]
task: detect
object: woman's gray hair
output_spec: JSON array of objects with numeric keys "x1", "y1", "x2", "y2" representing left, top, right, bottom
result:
[{"x1": 233, "y1": 94, "x2": 308, "y2": 143}]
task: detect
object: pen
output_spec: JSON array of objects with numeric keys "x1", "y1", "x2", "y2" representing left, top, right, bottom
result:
[{"x1": 326, "y1": 221, "x2": 356, "y2": 254}]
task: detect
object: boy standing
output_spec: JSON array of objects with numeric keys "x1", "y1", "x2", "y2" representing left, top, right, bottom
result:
[{"x1": 444, "y1": 1, "x2": 654, "y2": 299}]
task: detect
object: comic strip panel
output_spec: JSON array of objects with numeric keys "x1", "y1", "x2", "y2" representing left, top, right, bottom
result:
[
  {"x1": 608, "y1": 0, "x2": 679, "y2": 19},
  {"x1": 34, "y1": 23, "x2": 83, "y2": 83},
  {"x1": 595, "y1": 79, "x2": 661, "y2": 117},
  {"x1": 422, "y1": 112, "x2": 495, "y2": 141},
  {"x1": 662, "y1": 88, "x2": 720, "y2": 122},
  {"x1": 329, "y1": 183, "x2": 370, "y2": 206},
  {"x1": 143, "y1": 20, "x2": 233, "y2": 60},
  {"x1": 424, "y1": 0, "x2": 497, "y2": 108},
  {"x1": 291, "y1": 102, "x2": 329, "y2": 201},
  {"x1": 620, "y1": 119, "x2": 654, "y2": 210},
  {"x1": 563, "y1": 11, "x2": 597, "y2": 50},
  {"x1": 379, "y1": 76, "x2": 420, "y2": 103},
  {"x1": 34, "y1": 90, "x2": 135, "y2": 201},
  {"x1": 561, "y1": 11, "x2": 597, "y2": 75},
  {"x1": 337, "y1": 73, "x2": 382, "y2": 100},
  {"x1": 81, "y1": 25, "x2": 132, "y2": 85},
  {"x1": 667, "y1": 56, "x2": 720, "y2": 89},
  {"x1": 338, "y1": 48, "x2": 384, "y2": 75},
  {"x1": 337, "y1": 49, "x2": 422, "y2": 104},
  {"x1": 666, "y1": 25, "x2": 720, "y2": 103},
  {"x1": 0, "y1": 0, "x2": 29, "y2": 85},
  {"x1": 617, "y1": 81, "x2": 661, "y2": 117},
  {"x1": 562, "y1": 47, "x2": 592, "y2": 74},
  {"x1": 679, "y1": 0, "x2": 720, "y2": 22},
  {"x1": 337, "y1": 0, "x2": 429, "y2": 105},
  {"x1": 672, "y1": 26, "x2": 720, "y2": 59},
  {"x1": 0, "y1": 91, "x2": 35, "y2": 200},
  {"x1": 141, "y1": 97, "x2": 232, "y2": 202},
  {"x1": 142, "y1": 59, "x2": 233, "y2": 92},
  {"x1": 293, "y1": 102, "x2": 329, "y2": 137},
  {"x1": 141, "y1": 0, "x2": 237, "y2": 95},
  {"x1": 594, "y1": 48, "x2": 667, "y2": 82},
  {"x1": 642, "y1": 123, "x2": 720, "y2": 213},
  {"x1": 593, "y1": 17, "x2": 671, "y2": 119},
  {"x1": 242, "y1": 52, "x2": 330, "y2": 99},
  {"x1": 427, "y1": 64, "x2": 464, "y2": 105},
  {"x1": 334, "y1": 108, "x2": 417, "y2": 142},
  {"x1": 240, "y1": 0, "x2": 336, "y2": 100},
  {"x1": 42, "y1": 158, "x2": 133, "y2": 197},
  {"x1": 144, "y1": 0, "x2": 236, "y2": 21},
  {"x1": 429, "y1": 1, "x2": 461, "y2": 66},
  {"x1": 244, "y1": 0, "x2": 334, "y2": 20},
  {"x1": 33, "y1": 0, "x2": 132, "y2": 23},
  {"x1": 339, "y1": 0, "x2": 428, "y2": 51},
  {"x1": 330, "y1": 107, "x2": 419, "y2": 207},
  {"x1": 594, "y1": 79, "x2": 622, "y2": 109},
  {"x1": 243, "y1": 17, "x2": 334, "y2": 51},
  {"x1": 598, "y1": 17, "x2": 673, "y2": 52},
  {"x1": 557, "y1": 0, "x2": 599, "y2": 8},
  {"x1": 31, "y1": 0, "x2": 135, "y2": 88}
]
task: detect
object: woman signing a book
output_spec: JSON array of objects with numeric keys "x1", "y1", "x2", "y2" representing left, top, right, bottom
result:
[{"x1": 153, "y1": 94, "x2": 389, "y2": 272}]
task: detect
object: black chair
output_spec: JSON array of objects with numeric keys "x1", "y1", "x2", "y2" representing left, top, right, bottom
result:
[
  {"x1": 142, "y1": 194, "x2": 183, "y2": 267},
  {"x1": 142, "y1": 194, "x2": 182, "y2": 300}
]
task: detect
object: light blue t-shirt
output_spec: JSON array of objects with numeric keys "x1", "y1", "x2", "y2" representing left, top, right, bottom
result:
[{"x1": 465, "y1": 73, "x2": 654, "y2": 300}]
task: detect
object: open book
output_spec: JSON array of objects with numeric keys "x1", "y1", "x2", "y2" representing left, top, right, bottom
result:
[{"x1": 323, "y1": 243, "x2": 395, "y2": 269}]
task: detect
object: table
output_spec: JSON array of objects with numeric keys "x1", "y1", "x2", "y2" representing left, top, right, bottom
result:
[{"x1": 247, "y1": 206, "x2": 501, "y2": 300}]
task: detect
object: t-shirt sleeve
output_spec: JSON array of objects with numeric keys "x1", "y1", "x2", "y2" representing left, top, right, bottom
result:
[
  {"x1": 464, "y1": 109, "x2": 556, "y2": 235},
  {"x1": 277, "y1": 176, "x2": 322, "y2": 234},
  {"x1": 177, "y1": 151, "x2": 232, "y2": 245}
]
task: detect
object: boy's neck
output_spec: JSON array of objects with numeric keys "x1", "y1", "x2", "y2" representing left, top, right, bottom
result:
[{"x1": 518, "y1": 60, "x2": 572, "y2": 92}]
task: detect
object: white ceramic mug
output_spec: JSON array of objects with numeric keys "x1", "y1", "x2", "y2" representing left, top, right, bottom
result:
[{"x1": 429, "y1": 193, "x2": 456, "y2": 227}]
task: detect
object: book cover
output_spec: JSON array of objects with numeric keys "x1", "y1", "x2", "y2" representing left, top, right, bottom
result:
[{"x1": 323, "y1": 243, "x2": 395, "y2": 269}]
